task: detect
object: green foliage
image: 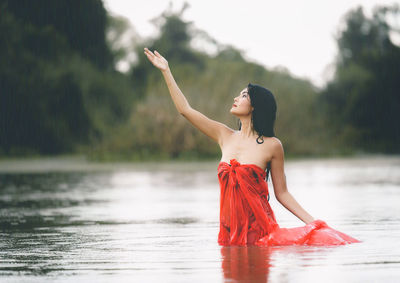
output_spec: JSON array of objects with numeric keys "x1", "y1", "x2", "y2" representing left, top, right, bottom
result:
[
  {"x1": 320, "y1": 4, "x2": 400, "y2": 153},
  {"x1": 0, "y1": 0, "x2": 113, "y2": 69},
  {"x1": 0, "y1": 1, "x2": 136, "y2": 156}
]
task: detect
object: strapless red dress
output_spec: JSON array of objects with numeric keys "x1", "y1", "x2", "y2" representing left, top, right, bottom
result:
[{"x1": 217, "y1": 159, "x2": 360, "y2": 246}]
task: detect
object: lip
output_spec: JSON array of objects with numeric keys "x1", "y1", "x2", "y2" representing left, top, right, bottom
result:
[{"x1": 232, "y1": 104, "x2": 237, "y2": 107}]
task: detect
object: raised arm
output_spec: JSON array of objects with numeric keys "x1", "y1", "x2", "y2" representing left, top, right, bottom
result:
[
  {"x1": 144, "y1": 47, "x2": 233, "y2": 144},
  {"x1": 270, "y1": 139, "x2": 315, "y2": 224}
]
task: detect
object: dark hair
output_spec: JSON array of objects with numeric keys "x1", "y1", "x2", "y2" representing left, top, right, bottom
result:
[
  {"x1": 238, "y1": 83, "x2": 277, "y2": 184},
  {"x1": 238, "y1": 83, "x2": 277, "y2": 142}
]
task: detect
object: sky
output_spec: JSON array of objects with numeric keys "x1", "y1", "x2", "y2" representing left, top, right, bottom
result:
[{"x1": 103, "y1": 0, "x2": 398, "y2": 88}]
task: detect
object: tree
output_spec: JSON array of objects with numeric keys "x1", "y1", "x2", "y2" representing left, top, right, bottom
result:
[
  {"x1": 0, "y1": 1, "x2": 135, "y2": 155},
  {"x1": 0, "y1": 0, "x2": 113, "y2": 69},
  {"x1": 319, "y1": 4, "x2": 400, "y2": 153}
]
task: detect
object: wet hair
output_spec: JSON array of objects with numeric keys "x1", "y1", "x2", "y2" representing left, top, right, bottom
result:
[{"x1": 238, "y1": 83, "x2": 277, "y2": 142}]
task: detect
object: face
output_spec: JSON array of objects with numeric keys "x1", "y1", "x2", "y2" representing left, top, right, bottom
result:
[{"x1": 230, "y1": 87, "x2": 254, "y2": 116}]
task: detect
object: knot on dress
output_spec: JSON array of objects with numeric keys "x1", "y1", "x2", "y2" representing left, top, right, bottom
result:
[{"x1": 229, "y1": 159, "x2": 240, "y2": 170}]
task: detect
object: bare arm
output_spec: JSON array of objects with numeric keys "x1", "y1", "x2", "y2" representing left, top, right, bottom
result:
[
  {"x1": 270, "y1": 139, "x2": 315, "y2": 224},
  {"x1": 144, "y1": 48, "x2": 233, "y2": 144}
]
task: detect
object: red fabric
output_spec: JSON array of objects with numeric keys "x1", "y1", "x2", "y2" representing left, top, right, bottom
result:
[{"x1": 217, "y1": 159, "x2": 361, "y2": 246}]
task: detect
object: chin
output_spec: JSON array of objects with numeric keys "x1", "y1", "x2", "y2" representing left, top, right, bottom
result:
[{"x1": 230, "y1": 109, "x2": 239, "y2": 116}]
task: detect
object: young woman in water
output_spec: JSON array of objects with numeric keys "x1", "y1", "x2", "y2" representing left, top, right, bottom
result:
[{"x1": 144, "y1": 47, "x2": 360, "y2": 246}]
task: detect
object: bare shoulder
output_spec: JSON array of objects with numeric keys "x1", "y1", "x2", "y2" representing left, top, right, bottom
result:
[
  {"x1": 269, "y1": 136, "x2": 283, "y2": 147},
  {"x1": 268, "y1": 137, "x2": 284, "y2": 157}
]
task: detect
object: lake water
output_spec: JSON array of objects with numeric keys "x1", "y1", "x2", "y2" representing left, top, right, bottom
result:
[{"x1": 0, "y1": 155, "x2": 399, "y2": 282}]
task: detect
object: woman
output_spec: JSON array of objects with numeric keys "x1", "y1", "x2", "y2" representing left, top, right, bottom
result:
[{"x1": 144, "y1": 47, "x2": 360, "y2": 246}]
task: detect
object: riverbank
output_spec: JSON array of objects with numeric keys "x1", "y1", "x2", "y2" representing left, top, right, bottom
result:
[{"x1": 0, "y1": 153, "x2": 398, "y2": 173}]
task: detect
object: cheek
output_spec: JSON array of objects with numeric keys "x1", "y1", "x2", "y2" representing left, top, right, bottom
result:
[{"x1": 242, "y1": 100, "x2": 251, "y2": 110}]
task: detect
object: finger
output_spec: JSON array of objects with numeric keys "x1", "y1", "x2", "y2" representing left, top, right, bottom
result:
[
  {"x1": 144, "y1": 53, "x2": 155, "y2": 63},
  {"x1": 144, "y1": 48, "x2": 155, "y2": 57},
  {"x1": 154, "y1": 50, "x2": 161, "y2": 57}
]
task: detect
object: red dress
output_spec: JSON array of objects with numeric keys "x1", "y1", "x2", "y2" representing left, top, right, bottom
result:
[{"x1": 217, "y1": 159, "x2": 361, "y2": 246}]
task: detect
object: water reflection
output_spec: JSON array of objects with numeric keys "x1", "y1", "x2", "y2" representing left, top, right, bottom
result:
[
  {"x1": 220, "y1": 245, "x2": 336, "y2": 282},
  {"x1": 221, "y1": 246, "x2": 272, "y2": 282}
]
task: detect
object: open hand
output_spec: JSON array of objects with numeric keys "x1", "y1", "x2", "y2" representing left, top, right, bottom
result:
[{"x1": 144, "y1": 47, "x2": 169, "y2": 71}]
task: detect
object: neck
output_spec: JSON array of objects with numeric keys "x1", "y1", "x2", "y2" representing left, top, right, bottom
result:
[{"x1": 239, "y1": 116, "x2": 254, "y2": 138}]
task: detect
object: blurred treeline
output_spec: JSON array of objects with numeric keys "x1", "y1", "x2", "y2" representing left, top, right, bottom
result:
[
  {"x1": 320, "y1": 5, "x2": 400, "y2": 154},
  {"x1": 0, "y1": 1, "x2": 399, "y2": 161}
]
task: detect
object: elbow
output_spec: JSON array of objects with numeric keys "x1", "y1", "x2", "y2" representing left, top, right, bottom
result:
[
  {"x1": 179, "y1": 109, "x2": 187, "y2": 117},
  {"x1": 179, "y1": 106, "x2": 191, "y2": 116},
  {"x1": 275, "y1": 191, "x2": 288, "y2": 204},
  {"x1": 275, "y1": 194, "x2": 283, "y2": 204}
]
